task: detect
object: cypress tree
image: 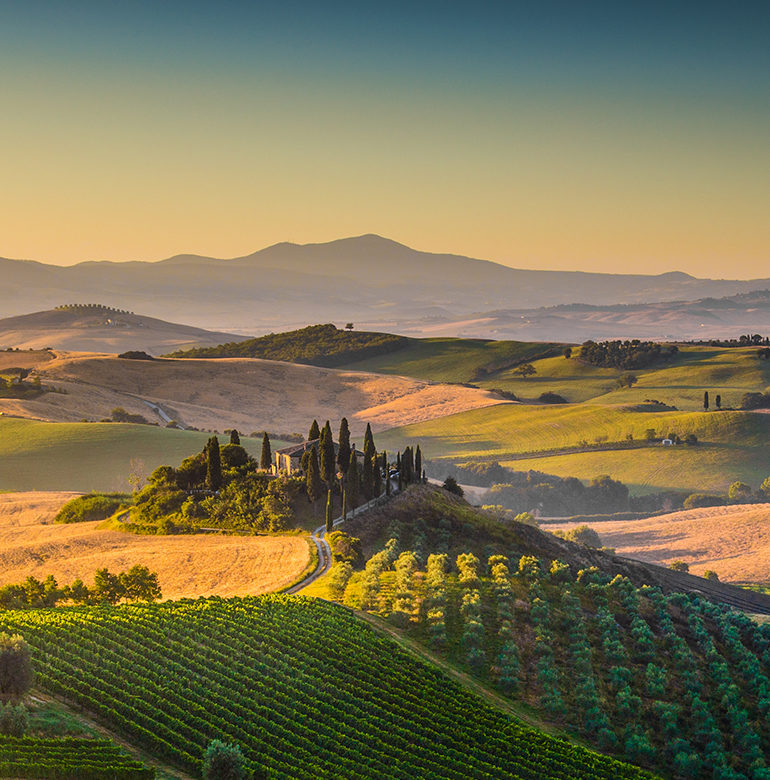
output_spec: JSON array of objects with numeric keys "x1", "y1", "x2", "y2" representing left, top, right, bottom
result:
[
  {"x1": 383, "y1": 450, "x2": 391, "y2": 495},
  {"x1": 363, "y1": 422, "x2": 374, "y2": 453},
  {"x1": 306, "y1": 447, "x2": 324, "y2": 508},
  {"x1": 347, "y1": 452, "x2": 360, "y2": 508},
  {"x1": 337, "y1": 417, "x2": 351, "y2": 473},
  {"x1": 342, "y1": 484, "x2": 347, "y2": 520},
  {"x1": 320, "y1": 420, "x2": 336, "y2": 486},
  {"x1": 325, "y1": 488, "x2": 333, "y2": 532},
  {"x1": 205, "y1": 436, "x2": 222, "y2": 491},
  {"x1": 372, "y1": 454, "x2": 383, "y2": 497},
  {"x1": 415, "y1": 445, "x2": 422, "y2": 483},
  {"x1": 397, "y1": 452, "x2": 402, "y2": 491},
  {"x1": 229, "y1": 429, "x2": 240, "y2": 446},
  {"x1": 308, "y1": 419, "x2": 320, "y2": 441},
  {"x1": 716, "y1": 394, "x2": 722, "y2": 409},
  {"x1": 362, "y1": 446, "x2": 373, "y2": 500},
  {"x1": 704, "y1": 391, "x2": 710, "y2": 411},
  {"x1": 260, "y1": 433, "x2": 272, "y2": 471}
]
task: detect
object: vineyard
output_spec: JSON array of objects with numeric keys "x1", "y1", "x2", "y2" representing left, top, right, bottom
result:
[
  {"x1": 330, "y1": 499, "x2": 770, "y2": 779},
  {"x1": 0, "y1": 596, "x2": 650, "y2": 780},
  {"x1": 0, "y1": 736, "x2": 153, "y2": 778}
]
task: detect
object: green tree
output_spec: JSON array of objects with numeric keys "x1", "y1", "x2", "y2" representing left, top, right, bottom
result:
[
  {"x1": 260, "y1": 432, "x2": 272, "y2": 471},
  {"x1": 319, "y1": 421, "x2": 336, "y2": 486},
  {"x1": 93, "y1": 568, "x2": 124, "y2": 604},
  {"x1": 325, "y1": 488, "x2": 334, "y2": 532},
  {"x1": 118, "y1": 565, "x2": 161, "y2": 602},
  {"x1": 414, "y1": 445, "x2": 422, "y2": 484},
  {"x1": 0, "y1": 634, "x2": 33, "y2": 702},
  {"x1": 704, "y1": 390, "x2": 709, "y2": 410},
  {"x1": 337, "y1": 417, "x2": 351, "y2": 473},
  {"x1": 205, "y1": 436, "x2": 222, "y2": 492},
  {"x1": 305, "y1": 447, "x2": 324, "y2": 507},
  {"x1": 728, "y1": 481, "x2": 752, "y2": 503},
  {"x1": 442, "y1": 476, "x2": 463, "y2": 497},
  {"x1": 202, "y1": 740, "x2": 247, "y2": 780},
  {"x1": 347, "y1": 453, "x2": 360, "y2": 508},
  {"x1": 670, "y1": 560, "x2": 689, "y2": 572},
  {"x1": 363, "y1": 422, "x2": 374, "y2": 454},
  {"x1": 308, "y1": 419, "x2": 320, "y2": 441},
  {"x1": 563, "y1": 346, "x2": 572, "y2": 359},
  {"x1": 229, "y1": 429, "x2": 240, "y2": 446},
  {"x1": 513, "y1": 363, "x2": 536, "y2": 378},
  {"x1": 715, "y1": 394, "x2": 721, "y2": 409},
  {"x1": 401, "y1": 447, "x2": 414, "y2": 484}
]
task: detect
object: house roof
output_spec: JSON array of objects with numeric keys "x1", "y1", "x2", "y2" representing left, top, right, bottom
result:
[{"x1": 274, "y1": 438, "x2": 362, "y2": 459}]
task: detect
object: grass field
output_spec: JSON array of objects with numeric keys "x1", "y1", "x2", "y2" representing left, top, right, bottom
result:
[
  {"x1": 341, "y1": 337, "x2": 559, "y2": 383},
  {"x1": 0, "y1": 492, "x2": 311, "y2": 599},
  {"x1": 0, "y1": 418, "x2": 290, "y2": 492},
  {"x1": 378, "y1": 404, "x2": 770, "y2": 494}
]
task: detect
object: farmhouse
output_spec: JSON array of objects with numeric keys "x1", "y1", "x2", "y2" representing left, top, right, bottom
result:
[{"x1": 272, "y1": 438, "x2": 362, "y2": 476}]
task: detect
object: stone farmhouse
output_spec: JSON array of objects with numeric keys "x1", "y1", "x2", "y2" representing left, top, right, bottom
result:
[{"x1": 272, "y1": 438, "x2": 363, "y2": 476}]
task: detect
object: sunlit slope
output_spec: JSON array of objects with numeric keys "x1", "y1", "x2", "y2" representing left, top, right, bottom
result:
[
  {"x1": 0, "y1": 418, "x2": 288, "y2": 492},
  {"x1": 378, "y1": 404, "x2": 770, "y2": 494},
  {"x1": 340, "y1": 336, "x2": 560, "y2": 383},
  {"x1": 475, "y1": 346, "x2": 770, "y2": 410}
]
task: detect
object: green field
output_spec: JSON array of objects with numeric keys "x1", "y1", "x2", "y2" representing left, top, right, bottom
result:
[
  {"x1": 0, "y1": 418, "x2": 289, "y2": 492},
  {"x1": 341, "y1": 337, "x2": 560, "y2": 383},
  {"x1": 0, "y1": 595, "x2": 651, "y2": 780},
  {"x1": 378, "y1": 404, "x2": 770, "y2": 494}
]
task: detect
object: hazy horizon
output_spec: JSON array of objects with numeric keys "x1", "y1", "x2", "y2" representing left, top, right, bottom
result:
[{"x1": 1, "y1": 1, "x2": 768, "y2": 276}]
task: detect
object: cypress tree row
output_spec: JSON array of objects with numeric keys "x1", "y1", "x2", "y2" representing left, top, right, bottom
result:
[
  {"x1": 229, "y1": 429, "x2": 240, "y2": 446},
  {"x1": 308, "y1": 419, "x2": 320, "y2": 441},
  {"x1": 337, "y1": 418, "x2": 351, "y2": 473},
  {"x1": 205, "y1": 437, "x2": 222, "y2": 491},
  {"x1": 260, "y1": 433, "x2": 272, "y2": 471}
]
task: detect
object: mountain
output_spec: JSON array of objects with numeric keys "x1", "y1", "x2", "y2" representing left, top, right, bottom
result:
[
  {"x1": 3, "y1": 234, "x2": 770, "y2": 337},
  {"x1": 0, "y1": 305, "x2": 245, "y2": 355}
]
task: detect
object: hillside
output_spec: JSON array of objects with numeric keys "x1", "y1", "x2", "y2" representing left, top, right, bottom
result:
[
  {"x1": 0, "y1": 304, "x2": 244, "y2": 355},
  {"x1": 0, "y1": 418, "x2": 291, "y2": 492},
  {"x1": 549, "y1": 503, "x2": 770, "y2": 585},
  {"x1": 312, "y1": 485, "x2": 770, "y2": 778},
  {"x1": 3, "y1": 235, "x2": 770, "y2": 338},
  {"x1": 0, "y1": 351, "x2": 504, "y2": 435},
  {"x1": 0, "y1": 595, "x2": 652, "y2": 780},
  {"x1": 0, "y1": 493, "x2": 310, "y2": 599}
]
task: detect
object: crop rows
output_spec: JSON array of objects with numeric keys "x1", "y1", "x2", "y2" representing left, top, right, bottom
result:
[
  {"x1": 0, "y1": 736, "x2": 153, "y2": 779},
  {"x1": 0, "y1": 595, "x2": 651, "y2": 780}
]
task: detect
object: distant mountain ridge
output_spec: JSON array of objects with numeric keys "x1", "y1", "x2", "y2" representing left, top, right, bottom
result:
[{"x1": 2, "y1": 234, "x2": 770, "y2": 338}]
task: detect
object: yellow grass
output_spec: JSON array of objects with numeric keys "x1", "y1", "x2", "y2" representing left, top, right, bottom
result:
[
  {"x1": 0, "y1": 492, "x2": 311, "y2": 599},
  {"x1": 0, "y1": 351, "x2": 503, "y2": 437},
  {"x1": 548, "y1": 503, "x2": 770, "y2": 584}
]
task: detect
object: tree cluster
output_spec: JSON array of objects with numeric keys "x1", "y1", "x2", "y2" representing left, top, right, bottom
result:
[{"x1": 579, "y1": 340, "x2": 677, "y2": 369}]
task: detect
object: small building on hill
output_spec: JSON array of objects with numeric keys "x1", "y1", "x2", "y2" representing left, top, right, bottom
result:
[{"x1": 272, "y1": 438, "x2": 362, "y2": 476}]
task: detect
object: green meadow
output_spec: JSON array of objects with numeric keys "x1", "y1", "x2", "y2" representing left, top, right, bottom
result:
[{"x1": 0, "y1": 417, "x2": 288, "y2": 492}]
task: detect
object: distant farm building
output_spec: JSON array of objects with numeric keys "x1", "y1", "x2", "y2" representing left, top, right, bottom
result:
[{"x1": 272, "y1": 439, "x2": 362, "y2": 476}]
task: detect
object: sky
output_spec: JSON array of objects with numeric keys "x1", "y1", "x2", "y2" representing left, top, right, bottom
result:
[{"x1": 1, "y1": 0, "x2": 768, "y2": 276}]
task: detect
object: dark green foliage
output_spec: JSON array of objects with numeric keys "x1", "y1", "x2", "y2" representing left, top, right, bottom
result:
[
  {"x1": 109, "y1": 407, "x2": 150, "y2": 424},
  {"x1": 166, "y1": 323, "x2": 409, "y2": 365},
  {"x1": 346, "y1": 453, "x2": 360, "y2": 507},
  {"x1": 0, "y1": 703, "x2": 28, "y2": 736},
  {"x1": 308, "y1": 419, "x2": 320, "y2": 441},
  {"x1": 579, "y1": 340, "x2": 677, "y2": 369},
  {"x1": 319, "y1": 421, "x2": 335, "y2": 486},
  {"x1": 414, "y1": 445, "x2": 422, "y2": 483},
  {"x1": 205, "y1": 436, "x2": 222, "y2": 492},
  {"x1": 228, "y1": 429, "x2": 240, "y2": 446},
  {"x1": 117, "y1": 351, "x2": 154, "y2": 360},
  {"x1": 741, "y1": 391, "x2": 770, "y2": 409},
  {"x1": 305, "y1": 448, "x2": 324, "y2": 506},
  {"x1": 327, "y1": 531, "x2": 363, "y2": 566},
  {"x1": 202, "y1": 740, "x2": 246, "y2": 780},
  {"x1": 703, "y1": 391, "x2": 709, "y2": 411},
  {"x1": 538, "y1": 392, "x2": 569, "y2": 403},
  {"x1": 219, "y1": 444, "x2": 250, "y2": 471},
  {"x1": 54, "y1": 494, "x2": 126, "y2": 524},
  {"x1": 442, "y1": 477, "x2": 463, "y2": 497},
  {"x1": 337, "y1": 417, "x2": 351, "y2": 473},
  {"x1": 683, "y1": 492, "x2": 724, "y2": 510},
  {"x1": 260, "y1": 432, "x2": 272, "y2": 471},
  {"x1": 0, "y1": 634, "x2": 33, "y2": 701}
]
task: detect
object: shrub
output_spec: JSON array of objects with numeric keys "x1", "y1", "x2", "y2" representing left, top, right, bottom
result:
[
  {"x1": 683, "y1": 493, "x2": 724, "y2": 510},
  {"x1": 670, "y1": 560, "x2": 689, "y2": 573},
  {"x1": 538, "y1": 392, "x2": 568, "y2": 404},
  {"x1": 0, "y1": 634, "x2": 33, "y2": 701},
  {"x1": 442, "y1": 477, "x2": 463, "y2": 497},
  {"x1": 54, "y1": 494, "x2": 126, "y2": 524},
  {"x1": 202, "y1": 740, "x2": 247, "y2": 780},
  {"x1": 703, "y1": 570, "x2": 720, "y2": 581}
]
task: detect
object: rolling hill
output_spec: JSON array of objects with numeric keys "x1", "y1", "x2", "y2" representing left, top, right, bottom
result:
[
  {"x1": 0, "y1": 304, "x2": 245, "y2": 355},
  {"x1": 1, "y1": 351, "x2": 504, "y2": 435},
  {"x1": 4, "y1": 234, "x2": 770, "y2": 339},
  {"x1": 549, "y1": 503, "x2": 770, "y2": 585}
]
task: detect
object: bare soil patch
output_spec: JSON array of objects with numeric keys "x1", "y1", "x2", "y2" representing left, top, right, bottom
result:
[
  {"x1": 549, "y1": 503, "x2": 770, "y2": 584},
  {"x1": 0, "y1": 492, "x2": 310, "y2": 599}
]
